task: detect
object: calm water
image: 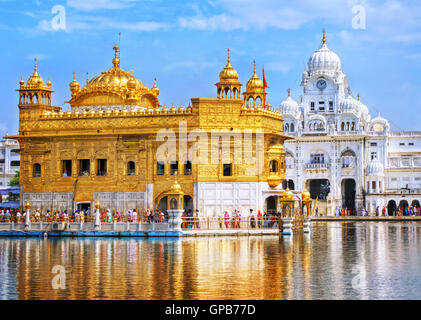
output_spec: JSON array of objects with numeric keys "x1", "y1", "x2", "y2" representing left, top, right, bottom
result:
[{"x1": 1, "y1": 222, "x2": 421, "y2": 300}]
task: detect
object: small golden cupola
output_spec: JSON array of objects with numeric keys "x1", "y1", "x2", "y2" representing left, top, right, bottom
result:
[
  {"x1": 243, "y1": 60, "x2": 264, "y2": 107},
  {"x1": 68, "y1": 44, "x2": 159, "y2": 109},
  {"x1": 69, "y1": 72, "x2": 80, "y2": 97},
  {"x1": 151, "y1": 78, "x2": 160, "y2": 97},
  {"x1": 18, "y1": 58, "x2": 53, "y2": 106},
  {"x1": 215, "y1": 48, "x2": 242, "y2": 99}
]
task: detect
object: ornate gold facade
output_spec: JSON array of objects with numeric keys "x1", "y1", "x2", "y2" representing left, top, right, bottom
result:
[{"x1": 10, "y1": 46, "x2": 288, "y2": 215}]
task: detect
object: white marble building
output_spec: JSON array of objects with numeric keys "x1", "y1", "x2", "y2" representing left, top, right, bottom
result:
[
  {"x1": 273, "y1": 32, "x2": 421, "y2": 216},
  {"x1": 0, "y1": 136, "x2": 20, "y2": 200}
]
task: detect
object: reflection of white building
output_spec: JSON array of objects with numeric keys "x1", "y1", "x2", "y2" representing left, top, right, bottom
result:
[
  {"x1": 275, "y1": 31, "x2": 421, "y2": 216},
  {"x1": 0, "y1": 136, "x2": 20, "y2": 188}
]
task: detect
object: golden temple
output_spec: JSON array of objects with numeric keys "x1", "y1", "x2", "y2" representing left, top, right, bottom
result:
[{"x1": 10, "y1": 46, "x2": 288, "y2": 216}]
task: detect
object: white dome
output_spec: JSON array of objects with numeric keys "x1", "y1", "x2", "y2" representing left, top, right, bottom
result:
[
  {"x1": 280, "y1": 94, "x2": 299, "y2": 116},
  {"x1": 308, "y1": 42, "x2": 341, "y2": 73},
  {"x1": 370, "y1": 113, "x2": 390, "y2": 132},
  {"x1": 340, "y1": 91, "x2": 360, "y2": 115},
  {"x1": 366, "y1": 161, "x2": 384, "y2": 176},
  {"x1": 357, "y1": 97, "x2": 371, "y2": 122}
]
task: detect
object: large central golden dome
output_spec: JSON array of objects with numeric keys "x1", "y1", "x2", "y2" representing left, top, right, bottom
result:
[{"x1": 68, "y1": 45, "x2": 159, "y2": 108}]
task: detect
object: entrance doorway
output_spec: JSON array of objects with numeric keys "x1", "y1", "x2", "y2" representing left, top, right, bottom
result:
[
  {"x1": 342, "y1": 179, "x2": 356, "y2": 213},
  {"x1": 157, "y1": 196, "x2": 168, "y2": 212},
  {"x1": 399, "y1": 200, "x2": 409, "y2": 215},
  {"x1": 77, "y1": 202, "x2": 91, "y2": 214},
  {"x1": 184, "y1": 195, "x2": 193, "y2": 213},
  {"x1": 308, "y1": 179, "x2": 330, "y2": 200},
  {"x1": 388, "y1": 200, "x2": 397, "y2": 216},
  {"x1": 266, "y1": 196, "x2": 277, "y2": 213}
]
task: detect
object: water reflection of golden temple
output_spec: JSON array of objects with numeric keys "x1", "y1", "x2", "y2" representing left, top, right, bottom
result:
[{"x1": 9, "y1": 46, "x2": 291, "y2": 216}]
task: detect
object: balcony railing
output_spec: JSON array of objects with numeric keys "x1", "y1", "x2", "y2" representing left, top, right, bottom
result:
[{"x1": 305, "y1": 163, "x2": 329, "y2": 170}]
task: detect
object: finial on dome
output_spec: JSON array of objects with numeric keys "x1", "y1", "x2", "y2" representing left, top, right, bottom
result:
[
  {"x1": 347, "y1": 87, "x2": 351, "y2": 96},
  {"x1": 357, "y1": 93, "x2": 360, "y2": 101},
  {"x1": 300, "y1": 95, "x2": 303, "y2": 103},
  {"x1": 227, "y1": 48, "x2": 230, "y2": 64},
  {"x1": 73, "y1": 72, "x2": 76, "y2": 81},
  {"x1": 288, "y1": 88, "x2": 291, "y2": 97},
  {"x1": 19, "y1": 75, "x2": 24, "y2": 86},
  {"x1": 112, "y1": 44, "x2": 120, "y2": 67},
  {"x1": 47, "y1": 76, "x2": 52, "y2": 87},
  {"x1": 86, "y1": 72, "x2": 89, "y2": 84},
  {"x1": 34, "y1": 57, "x2": 38, "y2": 73},
  {"x1": 253, "y1": 60, "x2": 256, "y2": 74},
  {"x1": 322, "y1": 28, "x2": 326, "y2": 44}
]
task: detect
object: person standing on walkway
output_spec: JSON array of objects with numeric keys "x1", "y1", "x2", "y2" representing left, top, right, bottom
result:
[
  {"x1": 194, "y1": 209, "x2": 200, "y2": 229},
  {"x1": 224, "y1": 211, "x2": 230, "y2": 229},
  {"x1": 249, "y1": 209, "x2": 256, "y2": 228},
  {"x1": 257, "y1": 210, "x2": 263, "y2": 228}
]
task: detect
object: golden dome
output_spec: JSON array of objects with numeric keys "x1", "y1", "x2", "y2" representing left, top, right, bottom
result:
[
  {"x1": 282, "y1": 187, "x2": 294, "y2": 201},
  {"x1": 26, "y1": 58, "x2": 46, "y2": 88},
  {"x1": 69, "y1": 73, "x2": 80, "y2": 94},
  {"x1": 246, "y1": 61, "x2": 264, "y2": 93},
  {"x1": 218, "y1": 49, "x2": 239, "y2": 83},
  {"x1": 169, "y1": 179, "x2": 184, "y2": 194},
  {"x1": 151, "y1": 78, "x2": 160, "y2": 96},
  {"x1": 46, "y1": 77, "x2": 52, "y2": 88},
  {"x1": 301, "y1": 189, "x2": 311, "y2": 201},
  {"x1": 69, "y1": 45, "x2": 159, "y2": 108}
]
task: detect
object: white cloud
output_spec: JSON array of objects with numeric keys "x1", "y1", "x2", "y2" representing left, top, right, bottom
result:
[
  {"x1": 177, "y1": 0, "x2": 421, "y2": 46},
  {"x1": 66, "y1": 0, "x2": 137, "y2": 11},
  {"x1": 37, "y1": 15, "x2": 168, "y2": 32}
]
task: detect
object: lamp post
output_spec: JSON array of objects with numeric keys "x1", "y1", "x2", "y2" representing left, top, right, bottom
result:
[
  {"x1": 280, "y1": 188, "x2": 294, "y2": 235},
  {"x1": 301, "y1": 189, "x2": 312, "y2": 233},
  {"x1": 94, "y1": 199, "x2": 101, "y2": 231},
  {"x1": 24, "y1": 199, "x2": 31, "y2": 231}
]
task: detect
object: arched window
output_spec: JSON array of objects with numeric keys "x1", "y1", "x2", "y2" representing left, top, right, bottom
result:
[
  {"x1": 288, "y1": 180, "x2": 295, "y2": 190},
  {"x1": 282, "y1": 180, "x2": 288, "y2": 189},
  {"x1": 233, "y1": 88, "x2": 238, "y2": 99},
  {"x1": 290, "y1": 123, "x2": 295, "y2": 132},
  {"x1": 285, "y1": 123, "x2": 289, "y2": 132},
  {"x1": 224, "y1": 87, "x2": 230, "y2": 99},
  {"x1": 33, "y1": 163, "x2": 41, "y2": 177},
  {"x1": 351, "y1": 122, "x2": 355, "y2": 131},
  {"x1": 270, "y1": 160, "x2": 278, "y2": 173},
  {"x1": 255, "y1": 96, "x2": 262, "y2": 106},
  {"x1": 346, "y1": 122, "x2": 350, "y2": 131},
  {"x1": 127, "y1": 161, "x2": 135, "y2": 176},
  {"x1": 341, "y1": 122, "x2": 345, "y2": 131},
  {"x1": 248, "y1": 97, "x2": 254, "y2": 106}
]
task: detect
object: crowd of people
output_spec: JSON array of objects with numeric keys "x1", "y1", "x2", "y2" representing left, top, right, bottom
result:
[
  {"x1": 2, "y1": 204, "x2": 421, "y2": 226},
  {"x1": 0, "y1": 208, "x2": 170, "y2": 224}
]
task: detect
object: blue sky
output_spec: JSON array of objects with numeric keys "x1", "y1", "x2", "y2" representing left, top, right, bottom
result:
[{"x1": 0, "y1": 0, "x2": 420, "y2": 135}]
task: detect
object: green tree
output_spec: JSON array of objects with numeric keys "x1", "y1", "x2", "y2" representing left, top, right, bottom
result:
[{"x1": 9, "y1": 171, "x2": 20, "y2": 187}]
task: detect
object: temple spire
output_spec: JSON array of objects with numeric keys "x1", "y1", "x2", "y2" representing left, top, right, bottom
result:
[
  {"x1": 322, "y1": 28, "x2": 326, "y2": 44},
  {"x1": 227, "y1": 48, "x2": 230, "y2": 64}
]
